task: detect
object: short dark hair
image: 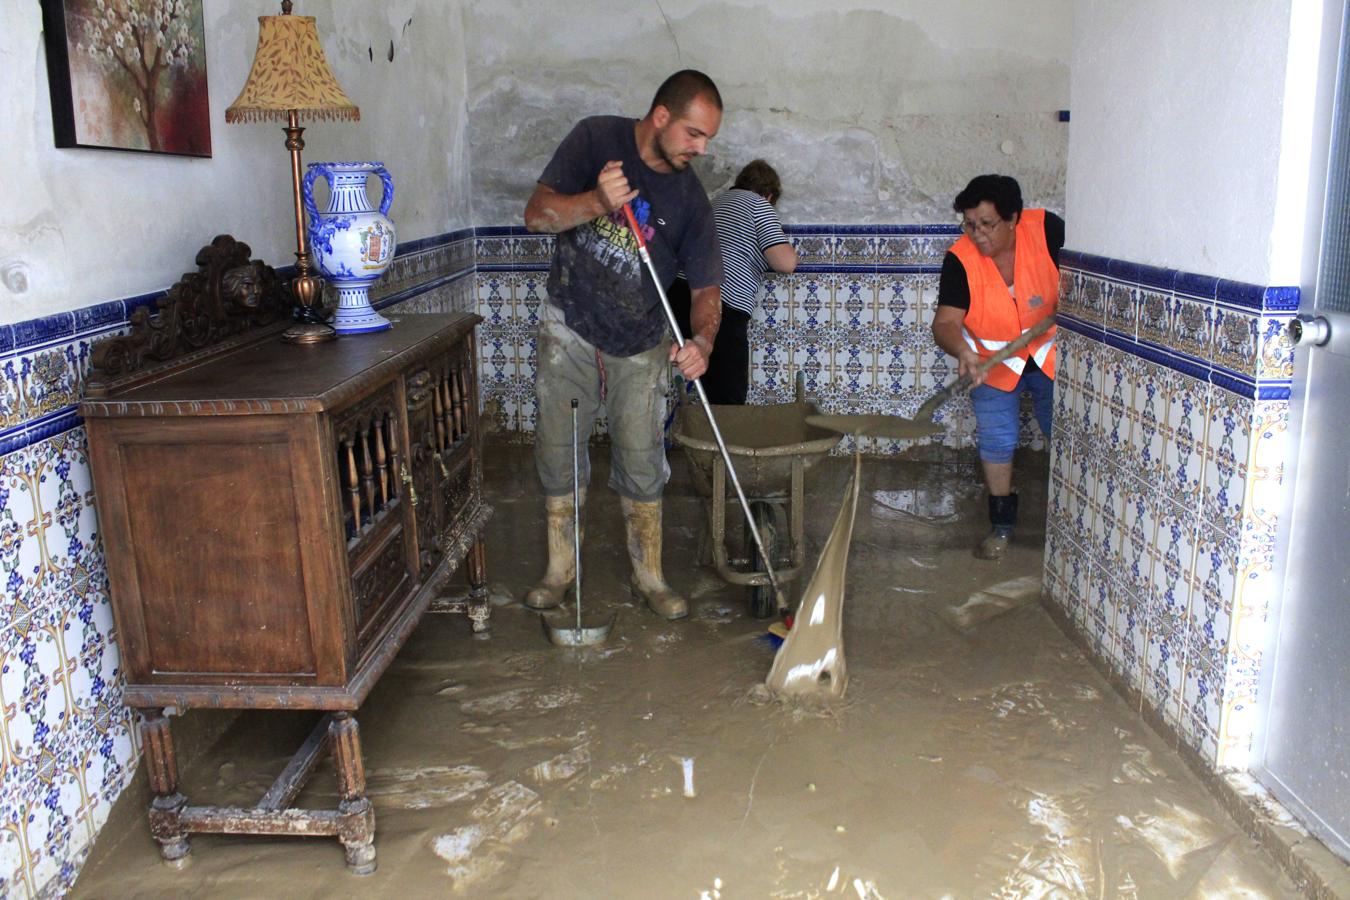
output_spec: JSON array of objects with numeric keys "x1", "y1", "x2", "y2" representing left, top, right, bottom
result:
[
  {"x1": 953, "y1": 175, "x2": 1023, "y2": 221},
  {"x1": 650, "y1": 69, "x2": 722, "y2": 118},
  {"x1": 732, "y1": 160, "x2": 782, "y2": 203}
]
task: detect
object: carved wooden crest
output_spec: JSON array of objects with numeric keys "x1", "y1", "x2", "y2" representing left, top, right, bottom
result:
[{"x1": 87, "y1": 235, "x2": 292, "y2": 394}]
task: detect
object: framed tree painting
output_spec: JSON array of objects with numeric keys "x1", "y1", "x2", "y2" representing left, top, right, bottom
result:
[{"x1": 41, "y1": 0, "x2": 212, "y2": 157}]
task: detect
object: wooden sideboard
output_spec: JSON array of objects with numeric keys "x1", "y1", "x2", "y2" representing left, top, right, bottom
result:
[{"x1": 79, "y1": 236, "x2": 490, "y2": 873}]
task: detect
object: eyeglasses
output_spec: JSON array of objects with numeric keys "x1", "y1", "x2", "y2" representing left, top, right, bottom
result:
[{"x1": 960, "y1": 216, "x2": 1005, "y2": 235}]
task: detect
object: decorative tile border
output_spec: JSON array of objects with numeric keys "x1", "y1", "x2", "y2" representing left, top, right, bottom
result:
[
  {"x1": 471, "y1": 223, "x2": 1053, "y2": 458},
  {"x1": 1058, "y1": 250, "x2": 1297, "y2": 401},
  {"x1": 1047, "y1": 251, "x2": 1295, "y2": 772}
]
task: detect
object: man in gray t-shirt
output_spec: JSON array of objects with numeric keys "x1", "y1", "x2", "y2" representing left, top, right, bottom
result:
[{"x1": 522, "y1": 70, "x2": 725, "y2": 621}]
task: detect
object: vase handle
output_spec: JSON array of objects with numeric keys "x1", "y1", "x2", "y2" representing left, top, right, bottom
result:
[
  {"x1": 372, "y1": 165, "x2": 395, "y2": 217},
  {"x1": 302, "y1": 164, "x2": 329, "y2": 227}
]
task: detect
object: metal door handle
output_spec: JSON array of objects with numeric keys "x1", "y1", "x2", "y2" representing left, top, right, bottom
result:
[{"x1": 1289, "y1": 314, "x2": 1331, "y2": 347}]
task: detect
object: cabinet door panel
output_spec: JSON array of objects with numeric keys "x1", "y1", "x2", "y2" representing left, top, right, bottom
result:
[{"x1": 120, "y1": 440, "x2": 317, "y2": 677}]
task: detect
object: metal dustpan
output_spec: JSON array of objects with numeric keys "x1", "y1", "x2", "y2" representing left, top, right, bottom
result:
[
  {"x1": 542, "y1": 608, "x2": 616, "y2": 647},
  {"x1": 542, "y1": 398, "x2": 615, "y2": 648}
]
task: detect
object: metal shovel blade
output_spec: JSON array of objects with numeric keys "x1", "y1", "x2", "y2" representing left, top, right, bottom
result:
[{"x1": 541, "y1": 610, "x2": 616, "y2": 647}]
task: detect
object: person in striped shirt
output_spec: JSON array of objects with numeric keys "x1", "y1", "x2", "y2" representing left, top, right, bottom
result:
[{"x1": 672, "y1": 160, "x2": 798, "y2": 403}]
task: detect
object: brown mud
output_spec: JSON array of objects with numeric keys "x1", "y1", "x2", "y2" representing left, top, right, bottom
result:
[{"x1": 72, "y1": 443, "x2": 1300, "y2": 899}]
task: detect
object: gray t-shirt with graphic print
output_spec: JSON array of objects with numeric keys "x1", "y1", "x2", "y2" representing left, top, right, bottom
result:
[{"x1": 538, "y1": 115, "x2": 723, "y2": 357}]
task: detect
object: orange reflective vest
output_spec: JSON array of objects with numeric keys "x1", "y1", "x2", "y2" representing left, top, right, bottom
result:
[{"x1": 949, "y1": 207, "x2": 1059, "y2": 392}]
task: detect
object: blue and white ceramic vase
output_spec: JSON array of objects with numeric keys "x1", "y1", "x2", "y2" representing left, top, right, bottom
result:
[{"x1": 303, "y1": 161, "x2": 397, "y2": 334}]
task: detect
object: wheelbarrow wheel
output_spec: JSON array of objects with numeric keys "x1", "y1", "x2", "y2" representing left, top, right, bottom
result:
[{"x1": 746, "y1": 501, "x2": 779, "y2": 619}]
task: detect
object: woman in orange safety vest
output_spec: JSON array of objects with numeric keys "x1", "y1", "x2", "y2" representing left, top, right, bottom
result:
[{"x1": 931, "y1": 175, "x2": 1063, "y2": 560}]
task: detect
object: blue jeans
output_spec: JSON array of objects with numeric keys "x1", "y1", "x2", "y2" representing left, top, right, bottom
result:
[{"x1": 969, "y1": 367, "x2": 1054, "y2": 464}]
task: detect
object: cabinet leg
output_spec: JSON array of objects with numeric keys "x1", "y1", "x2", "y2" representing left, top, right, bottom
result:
[
  {"x1": 330, "y1": 712, "x2": 377, "y2": 875},
  {"x1": 140, "y1": 709, "x2": 191, "y2": 868},
  {"x1": 467, "y1": 537, "x2": 491, "y2": 636}
]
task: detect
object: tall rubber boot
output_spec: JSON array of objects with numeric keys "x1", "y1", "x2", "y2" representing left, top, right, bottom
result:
[
  {"x1": 975, "y1": 493, "x2": 1018, "y2": 560},
  {"x1": 621, "y1": 497, "x2": 688, "y2": 620},
  {"x1": 525, "y1": 489, "x2": 585, "y2": 609}
]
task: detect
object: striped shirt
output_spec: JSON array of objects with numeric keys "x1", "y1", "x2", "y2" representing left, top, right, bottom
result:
[{"x1": 712, "y1": 189, "x2": 790, "y2": 316}]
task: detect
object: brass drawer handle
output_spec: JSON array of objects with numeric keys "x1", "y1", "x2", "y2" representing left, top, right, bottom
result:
[
  {"x1": 401, "y1": 464, "x2": 418, "y2": 507},
  {"x1": 436, "y1": 452, "x2": 450, "y2": 479}
]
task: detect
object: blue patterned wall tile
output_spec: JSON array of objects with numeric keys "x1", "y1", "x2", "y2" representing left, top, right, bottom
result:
[
  {"x1": 1135, "y1": 263, "x2": 1178, "y2": 293},
  {"x1": 1087, "y1": 567, "x2": 1115, "y2": 660},
  {"x1": 1107, "y1": 258, "x2": 1142, "y2": 284},
  {"x1": 1174, "y1": 271, "x2": 1218, "y2": 302},
  {"x1": 830, "y1": 228, "x2": 878, "y2": 267},
  {"x1": 1168, "y1": 295, "x2": 1214, "y2": 362},
  {"x1": 1103, "y1": 281, "x2": 1138, "y2": 339},
  {"x1": 1119, "y1": 480, "x2": 1157, "y2": 597},
  {"x1": 1193, "y1": 522, "x2": 1239, "y2": 641},
  {"x1": 1143, "y1": 609, "x2": 1187, "y2": 729},
  {"x1": 1181, "y1": 641, "x2": 1223, "y2": 761},
  {"x1": 790, "y1": 233, "x2": 833, "y2": 266},
  {"x1": 1130, "y1": 361, "x2": 1168, "y2": 484},
  {"x1": 1077, "y1": 273, "x2": 1108, "y2": 325},
  {"x1": 1135, "y1": 288, "x2": 1171, "y2": 349},
  {"x1": 1261, "y1": 286, "x2": 1300, "y2": 312},
  {"x1": 72, "y1": 302, "x2": 124, "y2": 334},
  {"x1": 78, "y1": 707, "x2": 138, "y2": 838},
  {"x1": 1211, "y1": 305, "x2": 1259, "y2": 378},
  {"x1": 1063, "y1": 250, "x2": 1111, "y2": 276},
  {"x1": 1255, "y1": 315, "x2": 1295, "y2": 381},
  {"x1": 1215, "y1": 278, "x2": 1265, "y2": 310},
  {"x1": 12, "y1": 313, "x2": 75, "y2": 352},
  {"x1": 1112, "y1": 582, "x2": 1147, "y2": 691},
  {"x1": 1201, "y1": 387, "x2": 1252, "y2": 532},
  {"x1": 475, "y1": 237, "x2": 513, "y2": 265},
  {"x1": 513, "y1": 235, "x2": 554, "y2": 266}
]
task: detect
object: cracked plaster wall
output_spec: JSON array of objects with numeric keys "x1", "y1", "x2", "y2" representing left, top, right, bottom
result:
[
  {"x1": 463, "y1": 0, "x2": 1072, "y2": 226},
  {"x1": 0, "y1": 0, "x2": 472, "y2": 325}
]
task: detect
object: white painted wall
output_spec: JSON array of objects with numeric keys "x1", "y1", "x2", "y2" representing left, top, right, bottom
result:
[
  {"x1": 0, "y1": 0, "x2": 472, "y2": 326},
  {"x1": 463, "y1": 0, "x2": 1073, "y2": 226},
  {"x1": 1066, "y1": 0, "x2": 1318, "y2": 285}
]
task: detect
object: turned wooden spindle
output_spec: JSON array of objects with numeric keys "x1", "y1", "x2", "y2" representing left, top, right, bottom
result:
[
  {"x1": 451, "y1": 368, "x2": 465, "y2": 439},
  {"x1": 445, "y1": 372, "x2": 461, "y2": 445},
  {"x1": 359, "y1": 424, "x2": 375, "y2": 519},
  {"x1": 432, "y1": 373, "x2": 446, "y2": 451},
  {"x1": 344, "y1": 438, "x2": 360, "y2": 531},
  {"x1": 386, "y1": 418, "x2": 401, "y2": 499},
  {"x1": 374, "y1": 419, "x2": 389, "y2": 509}
]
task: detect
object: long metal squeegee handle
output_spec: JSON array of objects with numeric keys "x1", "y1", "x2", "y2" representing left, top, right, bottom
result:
[
  {"x1": 571, "y1": 398, "x2": 582, "y2": 634},
  {"x1": 620, "y1": 203, "x2": 788, "y2": 610}
]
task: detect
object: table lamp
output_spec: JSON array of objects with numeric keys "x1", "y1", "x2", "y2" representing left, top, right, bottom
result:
[{"x1": 225, "y1": 1, "x2": 359, "y2": 344}]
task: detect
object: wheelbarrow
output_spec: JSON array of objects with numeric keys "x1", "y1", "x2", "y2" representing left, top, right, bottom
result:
[{"x1": 671, "y1": 377, "x2": 841, "y2": 617}]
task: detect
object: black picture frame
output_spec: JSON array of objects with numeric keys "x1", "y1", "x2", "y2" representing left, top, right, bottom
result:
[{"x1": 40, "y1": 0, "x2": 213, "y2": 157}]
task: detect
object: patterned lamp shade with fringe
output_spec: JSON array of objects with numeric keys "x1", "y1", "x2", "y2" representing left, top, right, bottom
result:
[
  {"x1": 225, "y1": 8, "x2": 359, "y2": 123},
  {"x1": 224, "y1": 2, "x2": 359, "y2": 344}
]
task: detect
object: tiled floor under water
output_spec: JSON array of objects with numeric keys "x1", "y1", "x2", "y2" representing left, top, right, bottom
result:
[{"x1": 73, "y1": 443, "x2": 1302, "y2": 898}]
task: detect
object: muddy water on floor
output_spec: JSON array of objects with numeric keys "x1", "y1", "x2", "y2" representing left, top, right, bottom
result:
[{"x1": 72, "y1": 446, "x2": 1299, "y2": 899}]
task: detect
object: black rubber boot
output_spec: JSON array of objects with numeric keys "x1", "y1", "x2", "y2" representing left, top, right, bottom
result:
[{"x1": 975, "y1": 493, "x2": 1018, "y2": 560}]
